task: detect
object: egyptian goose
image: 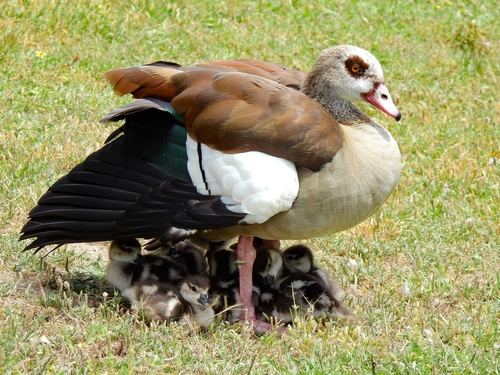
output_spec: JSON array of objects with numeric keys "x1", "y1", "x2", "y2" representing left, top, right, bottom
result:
[
  {"x1": 282, "y1": 244, "x2": 345, "y2": 300},
  {"x1": 106, "y1": 239, "x2": 143, "y2": 293},
  {"x1": 207, "y1": 248, "x2": 242, "y2": 323},
  {"x1": 123, "y1": 275, "x2": 214, "y2": 329},
  {"x1": 253, "y1": 245, "x2": 353, "y2": 323},
  {"x1": 255, "y1": 287, "x2": 296, "y2": 325},
  {"x1": 178, "y1": 275, "x2": 215, "y2": 329},
  {"x1": 20, "y1": 45, "x2": 401, "y2": 329},
  {"x1": 253, "y1": 246, "x2": 284, "y2": 290},
  {"x1": 144, "y1": 239, "x2": 208, "y2": 276},
  {"x1": 251, "y1": 246, "x2": 296, "y2": 324},
  {"x1": 138, "y1": 253, "x2": 186, "y2": 286},
  {"x1": 279, "y1": 245, "x2": 354, "y2": 318},
  {"x1": 106, "y1": 239, "x2": 187, "y2": 292},
  {"x1": 278, "y1": 270, "x2": 352, "y2": 319},
  {"x1": 251, "y1": 246, "x2": 283, "y2": 315}
]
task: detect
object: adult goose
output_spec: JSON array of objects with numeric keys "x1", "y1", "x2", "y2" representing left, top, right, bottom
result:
[{"x1": 20, "y1": 45, "x2": 401, "y2": 330}]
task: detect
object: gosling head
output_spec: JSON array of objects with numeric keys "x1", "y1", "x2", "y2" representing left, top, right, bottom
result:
[
  {"x1": 108, "y1": 239, "x2": 142, "y2": 263},
  {"x1": 179, "y1": 275, "x2": 211, "y2": 307},
  {"x1": 282, "y1": 244, "x2": 314, "y2": 274}
]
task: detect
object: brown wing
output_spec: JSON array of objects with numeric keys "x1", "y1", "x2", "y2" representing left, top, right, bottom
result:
[
  {"x1": 105, "y1": 64, "x2": 181, "y2": 100},
  {"x1": 105, "y1": 60, "x2": 343, "y2": 171},
  {"x1": 188, "y1": 59, "x2": 305, "y2": 89},
  {"x1": 106, "y1": 59, "x2": 304, "y2": 98},
  {"x1": 171, "y1": 71, "x2": 343, "y2": 170}
]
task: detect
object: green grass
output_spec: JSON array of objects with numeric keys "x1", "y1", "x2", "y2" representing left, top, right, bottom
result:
[{"x1": 1, "y1": 0, "x2": 499, "y2": 373}]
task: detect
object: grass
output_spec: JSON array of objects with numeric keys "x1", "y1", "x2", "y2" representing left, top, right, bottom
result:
[{"x1": 1, "y1": 0, "x2": 499, "y2": 373}]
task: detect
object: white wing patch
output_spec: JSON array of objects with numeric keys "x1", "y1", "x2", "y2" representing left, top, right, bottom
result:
[{"x1": 186, "y1": 135, "x2": 299, "y2": 224}]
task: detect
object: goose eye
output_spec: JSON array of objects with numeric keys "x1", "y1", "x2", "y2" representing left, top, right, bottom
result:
[
  {"x1": 351, "y1": 64, "x2": 361, "y2": 74},
  {"x1": 190, "y1": 285, "x2": 197, "y2": 292},
  {"x1": 345, "y1": 56, "x2": 369, "y2": 77}
]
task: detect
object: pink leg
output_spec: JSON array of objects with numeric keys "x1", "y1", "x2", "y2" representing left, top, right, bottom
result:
[
  {"x1": 236, "y1": 236, "x2": 286, "y2": 335},
  {"x1": 236, "y1": 235, "x2": 257, "y2": 322}
]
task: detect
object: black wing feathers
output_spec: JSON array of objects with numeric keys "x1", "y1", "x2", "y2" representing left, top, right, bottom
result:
[{"x1": 20, "y1": 104, "x2": 245, "y2": 251}]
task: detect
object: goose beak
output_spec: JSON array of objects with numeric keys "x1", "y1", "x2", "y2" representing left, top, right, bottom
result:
[
  {"x1": 265, "y1": 275, "x2": 276, "y2": 288},
  {"x1": 364, "y1": 82, "x2": 402, "y2": 121},
  {"x1": 198, "y1": 294, "x2": 210, "y2": 306}
]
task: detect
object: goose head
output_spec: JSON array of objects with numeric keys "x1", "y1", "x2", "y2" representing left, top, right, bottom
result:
[
  {"x1": 179, "y1": 275, "x2": 211, "y2": 307},
  {"x1": 108, "y1": 239, "x2": 142, "y2": 263},
  {"x1": 253, "y1": 248, "x2": 283, "y2": 288},
  {"x1": 282, "y1": 244, "x2": 314, "y2": 274},
  {"x1": 301, "y1": 44, "x2": 401, "y2": 121}
]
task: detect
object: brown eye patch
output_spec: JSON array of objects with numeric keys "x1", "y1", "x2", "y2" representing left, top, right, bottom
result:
[{"x1": 345, "y1": 56, "x2": 369, "y2": 78}]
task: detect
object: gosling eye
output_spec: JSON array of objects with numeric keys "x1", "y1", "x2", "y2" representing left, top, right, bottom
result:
[{"x1": 190, "y1": 285, "x2": 197, "y2": 292}]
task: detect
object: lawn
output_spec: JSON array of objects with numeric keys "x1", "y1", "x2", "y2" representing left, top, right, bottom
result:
[{"x1": 1, "y1": 0, "x2": 499, "y2": 373}]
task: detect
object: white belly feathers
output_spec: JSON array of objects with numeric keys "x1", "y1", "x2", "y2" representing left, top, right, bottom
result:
[{"x1": 186, "y1": 135, "x2": 299, "y2": 225}]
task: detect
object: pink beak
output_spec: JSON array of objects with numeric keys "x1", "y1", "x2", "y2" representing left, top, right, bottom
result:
[{"x1": 364, "y1": 82, "x2": 402, "y2": 121}]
